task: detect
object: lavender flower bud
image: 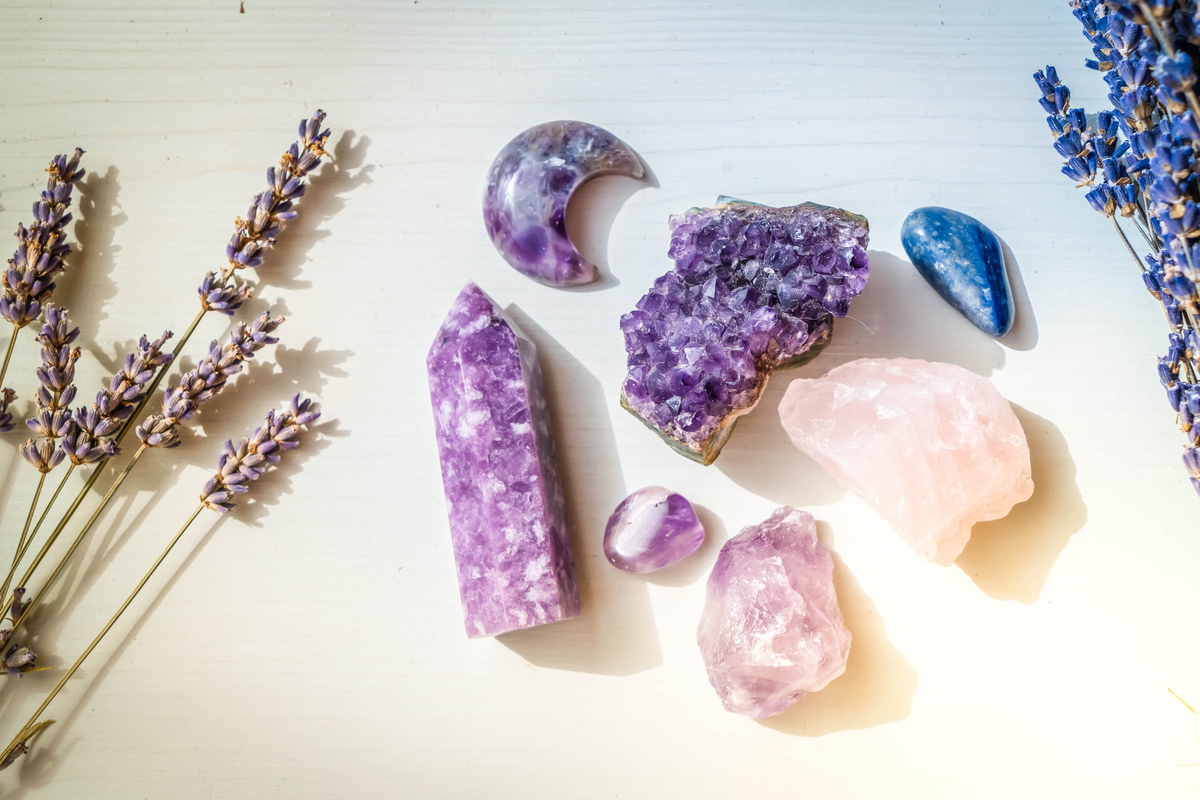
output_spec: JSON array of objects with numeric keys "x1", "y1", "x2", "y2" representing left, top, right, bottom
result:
[
  {"x1": 3, "y1": 643, "x2": 35, "y2": 678},
  {"x1": 0, "y1": 389, "x2": 16, "y2": 434},
  {"x1": 137, "y1": 313, "x2": 283, "y2": 449},
  {"x1": 20, "y1": 439, "x2": 65, "y2": 473},
  {"x1": 200, "y1": 394, "x2": 320, "y2": 513},
  {"x1": 198, "y1": 272, "x2": 253, "y2": 315},
  {"x1": 1, "y1": 151, "x2": 85, "y2": 328}
]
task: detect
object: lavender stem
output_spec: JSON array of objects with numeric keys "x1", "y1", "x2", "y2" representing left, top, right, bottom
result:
[
  {"x1": 0, "y1": 503, "x2": 205, "y2": 770},
  {"x1": 0, "y1": 474, "x2": 45, "y2": 613}
]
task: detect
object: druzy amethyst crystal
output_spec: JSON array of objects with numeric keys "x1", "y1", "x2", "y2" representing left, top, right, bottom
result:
[
  {"x1": 620, "y1": 198, "x2": 870, "y2": 464},
  {"x1": 483, "y1": 120, "x2": 644, "y2": 287},
  {"x1": 427, "y1": 282, "x2": 580, "y2": 637}
]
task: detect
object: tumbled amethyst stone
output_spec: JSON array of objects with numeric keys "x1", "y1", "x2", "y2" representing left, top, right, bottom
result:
[
  {"x1": 483, "y1": 120, "x2": 644, "y2": 287},
  {"x1": 603, "y1": 486, "x2": 705, "y2": 573},
  {"x1": 427, "y1": 282, "x2": 580, "y2": 638},
  {"x1": 620, "y1": 199, "x2": 870, "y2": 464}
]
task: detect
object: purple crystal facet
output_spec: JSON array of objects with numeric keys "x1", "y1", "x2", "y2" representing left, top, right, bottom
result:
[
  {"x1": 619, "y1": 199, "x2": 870, "y2": 464},
  {"x1": 603, "y1": 486, "x2": 705, "y2": 573},
  {"x1": 697, "y1": 506, "x2": 851, "y2": 719},
  {"x1": 427, "y1": 282, "x2": 580, "y2": 638},
  {"x1": 483, "y1": 120, "x2": 644, "y2": 287}
]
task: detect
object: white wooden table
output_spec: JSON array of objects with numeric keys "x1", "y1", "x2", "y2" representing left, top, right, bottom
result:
[{"x1": 1, "y1": 1, "x2": 1196, "y2": 797}]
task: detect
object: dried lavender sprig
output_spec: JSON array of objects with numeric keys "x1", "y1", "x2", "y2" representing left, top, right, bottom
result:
[
  {"x1": 200, "y1": 395, "x2": 320, "y2": 513},
  {"x1": 0, "y1": 150, "x2": 85, "y2": 331},
  {"x1": 0, "y1": 396, "x2": 320, "y2": 772},
  {"x1": 0, "y1": 112, "x2": 325, "y2": 635},
  {"x1": 136, "y1": 311, "x2": 283, "y2": 450},
  {"x1": 0, "y1": 389, "x2": 17, "y2": 434},
  {"x1": 223, "y1": 111, "x2": 329, "y2": 278},
  {"x1": 61, "y1": 331, "x2": 174, "y2": 466},
  {"x1": 23, "y1": 306, "x2": 80, "y2": 448},
  {"x1": 0, "y1": 314, "x2": 286, "y2": 633}
]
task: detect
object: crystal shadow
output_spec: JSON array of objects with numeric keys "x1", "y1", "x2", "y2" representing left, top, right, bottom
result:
[
  {"x1": 561, "y1": 157, "x2": 658, "y2": 293},
  {"x1": 758, "y1": 531, "x2": 917, "y2": 737},
  {"x1": 956, "y1": 404, "x2": 1086, "y2": 603},
  {"x1": 497, "y1": 306, "x2": 661, "y2": 676}
]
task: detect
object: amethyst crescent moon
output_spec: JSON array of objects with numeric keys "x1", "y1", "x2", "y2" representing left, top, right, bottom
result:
[{"x1": 483, "y1": 120, "x2": 644, "y2": 287}]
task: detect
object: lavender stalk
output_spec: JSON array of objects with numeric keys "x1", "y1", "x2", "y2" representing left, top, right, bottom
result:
[
  {"x1": 0, "y1": 150, "x2": 85, "y2": 389},
  {"x1": 0, "y1": 313, "x2": 284, "y2": 636},
  {"x1": 0, "y1": 395, "x2": 320, "y2": 771},
  {"x1": 0, "y1": 110, "x2": 330, "y2": 624}
]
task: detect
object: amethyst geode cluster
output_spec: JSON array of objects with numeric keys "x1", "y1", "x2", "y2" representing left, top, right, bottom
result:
[{"x1": 619, "y1": 199, "x2": 870, "y2": 464}]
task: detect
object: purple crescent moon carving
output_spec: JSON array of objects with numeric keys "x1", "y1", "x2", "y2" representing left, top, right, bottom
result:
[{"x1": 483, "y1": 120, "x2": 644, "y2": 287}]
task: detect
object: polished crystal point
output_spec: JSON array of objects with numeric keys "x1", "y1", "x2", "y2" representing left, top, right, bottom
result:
[
  {"x1": 427, "y1": 282, "x2": 580, "y2": 637},
  {"x1": 603, "y1": 486, "x2": 705, "y2": 573},
  {"x1": 620, "y1": 198, "x2": 870, "y2": 464},
  {"x1": 483, "y1": 120, "x2": 644, "y2": 286},
  {"x1": 697, "y1": 506, "x2": 851, "y2": 718},
  {"x1": 901, "y1": 206, "x2": 1014, "y2": 336},
  {"x1": 778, "y1": 358, "x2": 1033, "y2": 565}
]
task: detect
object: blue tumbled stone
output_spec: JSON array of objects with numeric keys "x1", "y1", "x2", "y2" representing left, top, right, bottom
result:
[{"x1": 900, "y1": 206, "x2": 1014, "y2": 337}]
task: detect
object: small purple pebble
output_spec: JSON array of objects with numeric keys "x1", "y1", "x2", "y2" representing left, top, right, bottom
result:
[{"x1": 603, "y1": 486, "x2": 705, "y2": 573}]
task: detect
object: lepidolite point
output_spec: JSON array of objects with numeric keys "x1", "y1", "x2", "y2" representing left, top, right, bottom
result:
[
  {"x1": 697, "y1": 506, "x2": 851, "y2": 718},
  {"x1": 620, "y1": 198, "x2": 869, "y2": 464},
  {"x1": 603, "y1": 486, "x2": 705, "y2": 573},
  {"x1": 778, "y1": 358, "x2": 1033, "y2": 565},
  {"x1": 427, "y1": 282, "x2": 580, "y2": 637}
]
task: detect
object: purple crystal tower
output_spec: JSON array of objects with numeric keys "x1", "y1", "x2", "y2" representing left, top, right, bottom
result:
[
  {"x1": 483, "y1": 120, "x2": 644, "y2": 287},
  {"x1": 620, "y1": 199, "x2": 870, "y2": 464},
  {"x1": 427, "y1": 283, "x2": 580, "y2": 637}
]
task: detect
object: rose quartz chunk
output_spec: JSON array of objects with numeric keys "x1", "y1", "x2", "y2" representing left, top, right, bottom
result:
[
  {"x1": 697, "y1": 507, "x2": 851, "y2": 718},
  {"x1": 778, "y1": 358, "x2": 1033, "y2": 565}
]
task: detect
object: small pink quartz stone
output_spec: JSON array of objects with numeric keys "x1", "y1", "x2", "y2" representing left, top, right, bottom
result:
[
  {"x1": 778, "y1": 358, "x2": 1033, "y2": 565},
  {"x1": 697, "y1": 506, "x2": 851, "y2": 718},
  {"x1": 603, "y1": 487, "x2": 705, "y2": 573}
]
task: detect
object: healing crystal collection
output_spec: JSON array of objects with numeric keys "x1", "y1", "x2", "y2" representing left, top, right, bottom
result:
[
  {"x1": 426, "y1": 118, "x2": 1034, "y2": 719},
  {"x1": 619, "y1": 198, "x2": 870, "y2": 464}
]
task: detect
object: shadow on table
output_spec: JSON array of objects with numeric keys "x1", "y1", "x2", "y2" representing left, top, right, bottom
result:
[
  {"x1": 498, "y1": 307, "x2": 661, "y2": 676},
  {"x1": 563, "y1": 156, "x2": 658, "y2": 293},
  {"x1": 956, "y1": 405, "x2": 1086, "y2": 604},
  {"x1": 760, "y1": 534, "x2": 917, "y2": 737}
]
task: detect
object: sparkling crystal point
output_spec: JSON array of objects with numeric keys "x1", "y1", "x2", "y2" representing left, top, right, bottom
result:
[{"x1": 427, "y1": 282, "x2": 580, "y2": 637}]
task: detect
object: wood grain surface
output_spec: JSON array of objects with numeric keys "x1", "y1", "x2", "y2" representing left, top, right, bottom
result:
[{"x1": 0, "y1": 1, "x2": 1196, "y2": 797}]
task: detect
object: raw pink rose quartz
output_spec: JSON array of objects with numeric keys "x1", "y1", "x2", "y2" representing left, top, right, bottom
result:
[
  {"x1": 697, "y1": 507, "x2": 851, "y2": 718},
  {"x1": 778, "y1": 358, "x2": 1033, "y2": 565}
]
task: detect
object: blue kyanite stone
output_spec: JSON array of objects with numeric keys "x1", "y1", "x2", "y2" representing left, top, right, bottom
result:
[{"x1": 900, "y1": 207, "x2": 1014, "y2": 337}]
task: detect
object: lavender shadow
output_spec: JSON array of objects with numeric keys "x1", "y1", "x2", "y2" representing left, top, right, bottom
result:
[
  {"x1": 759, "y1": 531, "x2": 917, "y2": 737},
  {"x1": 497, "y1": 306, "x2": 661, "y2": 676},
  {"x1": 562, "y1": 157, "x2": 658, "y2": 293},
  {"x1": 956, "y1": 405, "x2": 1086, "y2": 603}
]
